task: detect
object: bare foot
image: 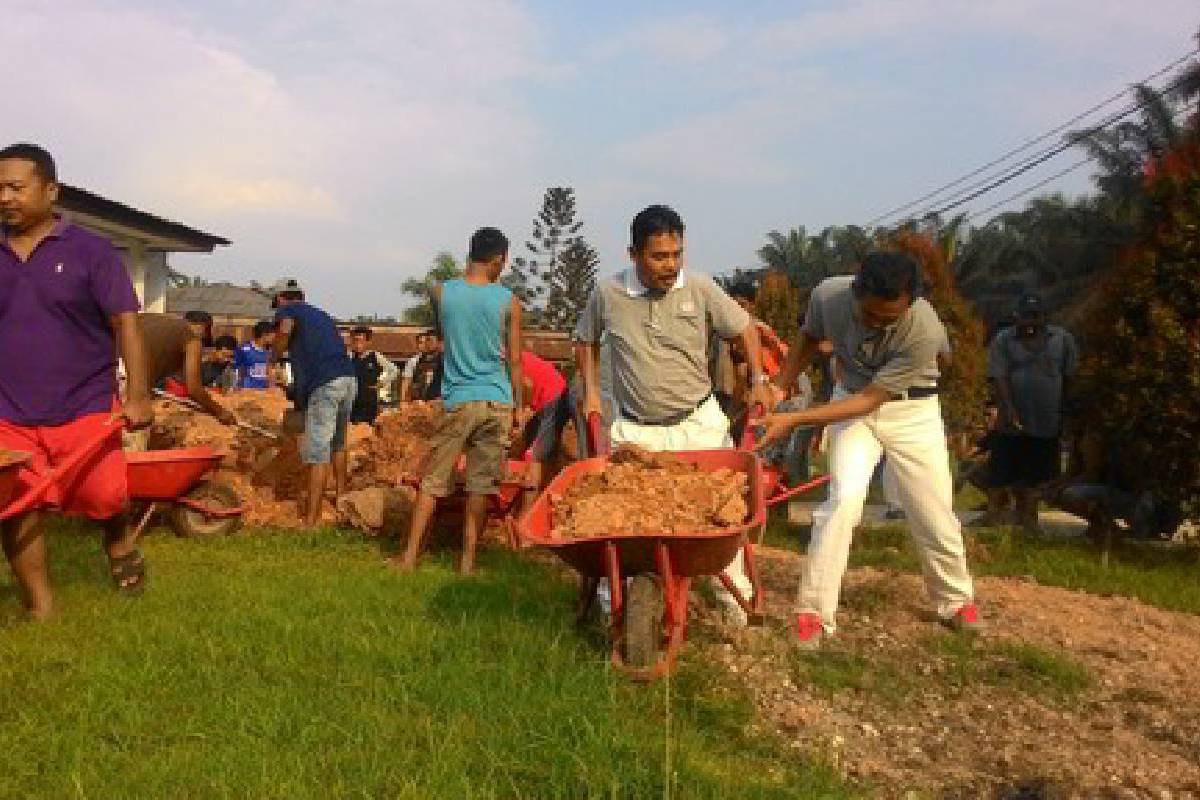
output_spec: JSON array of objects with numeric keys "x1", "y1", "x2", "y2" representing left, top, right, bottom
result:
[{"x1": 385, "y1": 555, "x2": 415, "y2": 573}]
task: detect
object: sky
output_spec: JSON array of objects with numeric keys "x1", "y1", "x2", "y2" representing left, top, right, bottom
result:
[{"x1": 5, "y1": 0, "x2": 1195, "y2": 317}]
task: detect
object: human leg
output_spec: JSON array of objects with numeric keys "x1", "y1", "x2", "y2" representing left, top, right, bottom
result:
[
  {"x1": 461, "y1": 402, "x2": 512, "y2": 573},
  {"x1": 2, "y1": 511, "x2": 52, "y2": 619},
  {"x1": 875, "y1": 397, "x2": 974, "y2": 620},
  {"x1": 395, "y1": 404, "x2": 472, "y2": 570}
]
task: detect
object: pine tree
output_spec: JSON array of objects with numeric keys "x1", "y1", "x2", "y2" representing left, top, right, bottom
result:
[
  {"x1": 510, "y1": 187, "x2": 596, "y2": 329},
  {"x1": 545, "y1": 237, "x2": 598, "y2": 332}
]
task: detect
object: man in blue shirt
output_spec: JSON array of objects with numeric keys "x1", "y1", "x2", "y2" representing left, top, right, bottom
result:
[
  {"x1": 394, "y1": 228, "x2": 524, "y2": 575},
  {"x1": 270, "y1": 279, "x2": 357, "y2": 527},
  {"x1": 234, "y1": 320, "x2": 275, "y2": 390}
]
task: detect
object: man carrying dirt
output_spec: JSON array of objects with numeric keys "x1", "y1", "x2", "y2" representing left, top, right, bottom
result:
[
  {"x1": 270, "y1": 279, "x2": 357, "y2": 527},
  {"x1": 574, "y1": 204, "x2": 772, "y2": 625},
  {"x1": 347, "y1": 326, "x2": 398, "y2": 424},
  {"x1": 141, "y1": 311, "x2": 238, "y2": 426},
  {"x1": 760, "y1": 252, "x2": 978, "y2": 648},
  {"x1": 987, "y1": 293, "x2": 1078, "y2": 535},
  {"x1": 395, "y1": 227, "x2": 523, "y2": 575},
  {"x1": 0, "y1": 143, "x2": 154, "y2": 617}
]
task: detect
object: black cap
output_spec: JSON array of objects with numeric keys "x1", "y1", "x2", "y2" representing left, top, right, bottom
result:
[{"x1": 1016, "y1": 293, "x2": 1044, "y2": 321}]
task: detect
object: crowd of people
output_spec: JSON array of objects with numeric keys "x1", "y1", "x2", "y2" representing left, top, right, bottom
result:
[{"x1": 0, "y1": 140, "x2": 1147, "y2": 648}]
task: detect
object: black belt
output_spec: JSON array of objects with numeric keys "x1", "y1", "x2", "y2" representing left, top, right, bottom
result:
[
  {"x1": 620, "y1": 392, "x2": 713, "y2": 427},
  {"x1": 898, "y1": 385, "x2": 939, "y2": 400}
]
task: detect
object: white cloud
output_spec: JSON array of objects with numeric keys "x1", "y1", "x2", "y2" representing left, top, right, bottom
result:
[{"x1": 590, "y1": 15, "x2": 732, "y2": 64}]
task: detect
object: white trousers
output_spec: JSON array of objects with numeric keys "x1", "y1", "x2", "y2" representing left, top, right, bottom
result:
[
  {"x1": 600, "y1": 395, "x2": 752, "y2": 608},
  {"x1": 798, "y1": 392, "x2": 973, "y2": 631}
]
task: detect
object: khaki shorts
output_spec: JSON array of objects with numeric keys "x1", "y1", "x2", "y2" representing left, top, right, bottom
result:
[{"x1": 421, "y1": 400, "x2": 512, "y2": 497}]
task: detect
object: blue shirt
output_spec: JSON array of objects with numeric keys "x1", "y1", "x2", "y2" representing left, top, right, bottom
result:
[
  {"x1": 233, "y1": 342, "x2": 271, "y2": 389},
  {"x1": 439, "y1": 280, "x2": 513, "y2": 409},
  {"x1": 274, "y1": 302, "x2": 354, "y2": 406}
]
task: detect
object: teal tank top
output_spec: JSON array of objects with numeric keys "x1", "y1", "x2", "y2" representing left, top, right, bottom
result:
[{"x1": 439, "y1": 279, "x2": 514, "y2": 409}]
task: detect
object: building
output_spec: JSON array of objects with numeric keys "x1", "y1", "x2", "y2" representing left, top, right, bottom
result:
[
  {"x1": 56, "y1": 184, "x2": 229, "y2": 313},
  {"x1": 166, "y1": 283, "x2": 274, "y2": 337}
]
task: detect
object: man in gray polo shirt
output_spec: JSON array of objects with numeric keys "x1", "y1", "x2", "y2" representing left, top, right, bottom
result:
[
  {"x1": 575, "y1": 204, "x2": 772, "y2": 624},
  {"x1": 761, "y1": 251, "x2": 977, "y2": 648}
]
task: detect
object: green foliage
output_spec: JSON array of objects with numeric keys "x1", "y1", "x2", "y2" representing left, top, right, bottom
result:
[
  {"x1": 755, "y1": 270, "x2": 803, "y2": 345},
  {"x1": 0, "y1": 527, "x2": 849, "y2": 799},
  {"x1": 510, "y1": 187, "x2": 598, "y2": 331},
  {"x1": 1077, "y1": 141, "x2": 1200, "y2": 514},
  {"x1": 401, "y1": 251, "x2": 462, "y2": 326},
  {"x1": 757, "y1": 226, "x2": 869, "y2": 290},
  {"x1": 887, "y1": 230, "x2": 988, "y2": 433}
]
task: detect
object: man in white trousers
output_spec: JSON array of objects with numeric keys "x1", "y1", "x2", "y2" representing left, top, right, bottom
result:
[
  {"x1": 759, "y1": 251, "x2": 978, "y2": 648},
  {"x1": 575, "y1": 204, "x2": 772, "y2": 626}
]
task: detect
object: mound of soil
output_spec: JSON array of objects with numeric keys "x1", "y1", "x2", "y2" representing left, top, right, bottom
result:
[
  {"x1": 550, "y1": 447, "x2": 748, "y2": 538},
  {"x1": 698, "y1": 547, "x2": 1200, "y2": 798}
]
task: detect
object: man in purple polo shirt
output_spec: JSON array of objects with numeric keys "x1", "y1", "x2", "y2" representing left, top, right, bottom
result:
[{"x1": 0, "y1": 143, "x2": 154, "y2": 619}]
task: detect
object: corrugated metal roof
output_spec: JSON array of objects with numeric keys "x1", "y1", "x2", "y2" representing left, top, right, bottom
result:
[
  {"x1": 57, "y1": 184, "x2": 229, "y2": 250},
  {"x1": 166, "y1": 285, "x2": 273, "y2": 318}
]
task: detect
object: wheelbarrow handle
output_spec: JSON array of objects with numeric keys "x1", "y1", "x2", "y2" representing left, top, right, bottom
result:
[
  {"x1": 585, "y1": 411, "x2": 608, "y2": 458},
  {"x1": 1, "y1": 419, "x2": 124, "y2": 520},
  {"x1": 739, "y1": 403, "x2": 767, "y2": 452}
]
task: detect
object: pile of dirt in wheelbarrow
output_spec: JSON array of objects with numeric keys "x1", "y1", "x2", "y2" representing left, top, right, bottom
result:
[{"x1": 550, "y1": 447, "x2": 748, "y2": 538}]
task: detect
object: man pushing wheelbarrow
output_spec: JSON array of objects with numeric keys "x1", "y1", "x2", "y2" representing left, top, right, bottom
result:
[
  {"x1": 0, "y1": 143, "x2": 154, "y2": 618},
  {"x1": 573, "y1": 204, "x2": 774, "y2": 627}
]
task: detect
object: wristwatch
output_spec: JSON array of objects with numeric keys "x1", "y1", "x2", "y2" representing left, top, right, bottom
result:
[{"x1": 752, "y1": 374, "x2": 772, "y2": 385}]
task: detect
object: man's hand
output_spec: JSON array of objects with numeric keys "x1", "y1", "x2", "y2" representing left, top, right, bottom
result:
[
  {"x1": 514, "y1": 405, "x2": 534, "y2": 430},
  {"x1": 753, "y1": 412, "x2": 798, "y2": 451},
  {"x1": 121, "y1": 396, "x2": 155, "y2": 431},
  {"x1": 748, "y1": 379, "x2": 776, "y2": 416},
  {"x1": 582, "y1": 391, "x2": 603, "y2": 420},
  {"x1": 215, "y1": 406, "x2": 237, "y2": 426}
]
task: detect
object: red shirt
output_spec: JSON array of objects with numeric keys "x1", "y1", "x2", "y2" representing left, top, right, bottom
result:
[{"x1": 520, "y1": 351, "x2": 567, "y2": 412}]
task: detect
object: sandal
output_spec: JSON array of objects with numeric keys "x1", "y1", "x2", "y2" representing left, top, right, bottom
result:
[{"x1": 109, "y1": 549, "x2": 146, "y2": 595}]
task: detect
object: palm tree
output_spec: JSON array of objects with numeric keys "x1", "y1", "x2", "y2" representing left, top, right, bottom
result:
[
  {"x1": 401, "y1": 251, "x2": 462, "y2": 326},
  {"x1": 756, "y1": 228, "x2": 811, "y2": 282}
]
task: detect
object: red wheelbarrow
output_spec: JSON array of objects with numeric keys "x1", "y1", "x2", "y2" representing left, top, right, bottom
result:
[
  {"x1": 0, "y1": 422, "x2": 242, "y2": 538},
  {"x1": 518, "y1": 414, "x2": 772, "y2": 680},
  {"x1": 401, "y1": 452, "x2": 533, "y2": 550}
]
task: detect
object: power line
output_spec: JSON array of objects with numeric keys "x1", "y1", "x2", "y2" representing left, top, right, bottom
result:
[
  {"x1": 964, "y1": 158, "x2": 1091, "y2": 222},
  {"x1": 864, "y1": 48, "x2": 1199, "y2": 227},
  {"x1": 919, "y1": 66, "x2": 1197, "y2": 220},
  {"x1": 963, "y1": 98, "x2": 1197, "y2": 223}
]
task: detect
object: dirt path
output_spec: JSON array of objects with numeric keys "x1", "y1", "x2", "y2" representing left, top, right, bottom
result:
[{"x1": 697, "y1": 546, "x2": 1200, "y2": 798}]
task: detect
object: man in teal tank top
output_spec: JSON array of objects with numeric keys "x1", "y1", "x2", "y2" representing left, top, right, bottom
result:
[{"x1": 394, "y1": 227, "x2": 524, "y2": 575}]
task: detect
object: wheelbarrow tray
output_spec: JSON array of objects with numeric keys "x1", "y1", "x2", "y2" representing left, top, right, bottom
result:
[
  {"x1": 519, "y1": 448, "x2": 766, "y2": 577},
  {"x1": 126, "y1": 447, "x2": 225, "y2": 501}
]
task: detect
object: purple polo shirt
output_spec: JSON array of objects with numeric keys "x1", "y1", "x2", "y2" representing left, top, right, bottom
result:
[{"x1": 0, "y1": 219, "x2": 140, "y2": 426}]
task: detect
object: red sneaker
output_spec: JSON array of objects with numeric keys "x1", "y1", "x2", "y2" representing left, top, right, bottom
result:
[
  {"x1": 946, "y1": 602, "x2": 982, "y2": 634},
  {"x1": 792, "y1": 611, "x2": 824, "y2": 650}
]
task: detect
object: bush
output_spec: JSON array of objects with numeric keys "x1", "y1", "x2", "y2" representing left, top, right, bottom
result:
[
  {"x1": 1078, "y1": 141, "x2": 1200, "y2": 514},
  {"x1": 885, "y1": 231, "x2": 988, "y2": 435}
]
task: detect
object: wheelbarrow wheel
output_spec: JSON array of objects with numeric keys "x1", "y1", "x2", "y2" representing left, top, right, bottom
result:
[
  {"x1": 624, "y1": 575, "x2": 664, "y2": 670},
  {"x1": 169, "y1": 481, "x2": 242, "y2": 538}
]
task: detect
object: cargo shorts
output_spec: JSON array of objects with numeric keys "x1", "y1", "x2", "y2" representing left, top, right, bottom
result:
[{"x1": 420, "y1": 400, "x2": 513, "y2": 497}]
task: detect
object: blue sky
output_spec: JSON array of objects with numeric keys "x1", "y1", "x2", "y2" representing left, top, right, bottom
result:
[{"x1": 6, "y1": 0, "x2": 1195, "y2": 317}]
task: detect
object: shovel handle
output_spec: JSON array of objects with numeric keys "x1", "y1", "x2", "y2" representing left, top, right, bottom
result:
[{"x1": 152, "y1": 388, "x2": 280, "y2": 440}]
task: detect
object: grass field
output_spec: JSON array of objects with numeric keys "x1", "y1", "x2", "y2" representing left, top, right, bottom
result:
[{"x1": 0, "y1": 524, "x2": 849, "y2": 799}]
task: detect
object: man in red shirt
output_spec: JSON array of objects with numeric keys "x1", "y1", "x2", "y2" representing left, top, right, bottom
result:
[
  {"x1": 514, "y1": 349, "x2": 573, "y2": 514},
  {"x1": 0, "y1": 143, "x2": 154, "y2": 618}
]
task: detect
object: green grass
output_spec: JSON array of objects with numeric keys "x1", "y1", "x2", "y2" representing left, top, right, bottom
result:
[
  {"x1": 764, "y1": 514, "x2": 1200, "y2": 616},
  {"x1": 0, "y1": 524, "x2": 849, "y2": 799}
]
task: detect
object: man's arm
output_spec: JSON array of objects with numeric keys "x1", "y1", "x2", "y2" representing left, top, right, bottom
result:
[
  {"x1": 733, "y1": 321, "x2": 774, "y2": 412},
  {"x1": 112, "y1": 312, "x2": 153, "y2": 430},
  {"x1": 272, "y1": 316, "x2": 294, "y2": 360},
  {"x1": 507, "y1": 297, "x2": 524, "y2": 413},
  {"x1": 772, "y1": 332, "x2": 821, "y2": 396},
  {"x1": 377, "y1": 352, "x2": 399, "y2": 389},
  {"x1": 576, "y1": 341, "x2": 602, "y2": 418},
  {"x1": 183, "y1": 339, "x2": 236, "y2": 425},
  {"x1": 756, "y1": 384, "x2": 893, "y2": 449}
]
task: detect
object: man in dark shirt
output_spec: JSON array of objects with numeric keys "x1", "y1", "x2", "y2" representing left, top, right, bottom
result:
[
  {"x1": 0, "y1": 143, "x2": 154, "y2": 617},
  {"x1": 348, "y1": 326, "x2": 398, "y2": 424},
  {"x1": 270, "y1": 279, "x2": 357, "y2": 526}
]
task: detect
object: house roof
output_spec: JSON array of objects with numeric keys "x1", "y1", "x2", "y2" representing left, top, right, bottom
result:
[
  {"x1": 167, "y1": 284, "x2": 273, "y2": 318},
  {"x1": 57, "y1": 184, "x2": 230, "y2": 253}
]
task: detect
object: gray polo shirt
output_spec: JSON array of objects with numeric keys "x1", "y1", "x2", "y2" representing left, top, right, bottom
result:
[
  {"x1": 988, "y1": 325, "x2": 1078, "y2": 438},
  {"x1": 575, "y1": 269, "x2": 750, "y2": 421},
  {"x1": 804, "y1": 276, "x2": 944, "y2": 396}
]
